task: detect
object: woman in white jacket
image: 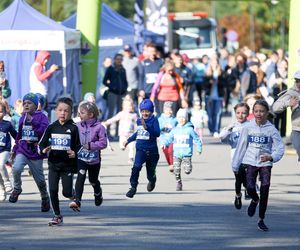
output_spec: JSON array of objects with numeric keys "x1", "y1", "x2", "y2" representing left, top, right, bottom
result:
[{"x1": 232, "y1": 100, "x2": 285, "y2": 232}]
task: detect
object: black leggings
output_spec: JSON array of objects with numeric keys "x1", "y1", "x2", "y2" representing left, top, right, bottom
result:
[
  {"x1": 75, "y1": 160, "x2": 101, "y2": 202},
  {"x1": 245, "y1": 165, "x2": 271, "y2": 220},
  {"x1": 234, "y1": 165, "x2": 247, "y2": 195},
  {"x1": 48, "y1": 168, "x2": 74, "y2": 216}
]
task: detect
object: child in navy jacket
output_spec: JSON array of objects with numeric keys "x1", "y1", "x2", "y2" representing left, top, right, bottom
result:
[{"x1": 123, "y1": 99, "x2": 160, "y2": 198}]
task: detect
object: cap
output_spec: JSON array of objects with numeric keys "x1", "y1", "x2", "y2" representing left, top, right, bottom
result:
[
  {"x1": 176, "y1": 108, "x2": 188, "y2": 120},
  {"x1": 123, "y1": 44, "x2": 132, "y2": 52},
  {"x1": 294, "y1": 70, "x2": 300, "y2": 79},
  {"x1": 139, "y1": 99, "x2": 154, "y2": 113},
  {"x1": 23, "y1": 93, "x2": 39, "y2": 107},
  {"x1": 163, "y1": 101, "x2": 173, "y2": 109}
]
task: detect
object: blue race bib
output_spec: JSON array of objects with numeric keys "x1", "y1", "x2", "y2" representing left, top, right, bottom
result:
[{"x1": 78, "y1": 147, "x2": 99, "y2": 163}]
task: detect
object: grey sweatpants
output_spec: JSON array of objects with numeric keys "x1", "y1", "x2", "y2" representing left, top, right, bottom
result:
[{"x1": 12, "y1": 154, "x2": 49, "y2": 199}]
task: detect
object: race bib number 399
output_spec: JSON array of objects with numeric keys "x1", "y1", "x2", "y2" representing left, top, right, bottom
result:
[{"x1": 51, "y1": 133, "x2": 71, "y2": 150}]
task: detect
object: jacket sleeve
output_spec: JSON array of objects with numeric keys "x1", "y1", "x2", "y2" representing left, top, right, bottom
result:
[
  {"x1": 72, "y1": 126, "x2": 82, "y2": 155},
  {"x1": 191, "y1": 128, "x2": 203, "y2": 153},
  {"x1": 219, "y1": 127, "x2": 232, "y2": 145},
  {"x1": 104, "y1": 112, "x2": 121, "y2": 125},
  {"x1": 271, "y1": 129, "x2": 285, "y2": 163},
  {"x1": 102, "y1": 67, "x2": 111, "y2": 87},
  {"x1": 232, "y1": 127, "x2": 248, "y2": 172},
  {"x1": 146, "y1": 118, "x2": 160, "y2": 138},
  {"x1": 9, "y1": 122, "x2": 17, "y2": 140},
  {"x1": 38, "y1": 126, "x2": 51, "y2": 154},
  {"x1": 12, "y1": 116, "x2": 25, "y2": 153},
  {"x1": 161, "y1": 129, "x2": 174, "y2": 146},
  {"x1": 127, "y1": 131, "x2": 137, "y2": 143},
  {"x1": 32, "y1": 115, "x2": 49, "y2": 139},
  {"x1": 89, "y1": 125, "x2": 108, "y2": 151},
  {"x1": 150, "y1": 72, "x2": 163, "y2": 100},
  {"x1": 272, "y1": 91, "x2": 291, "y2": 114},
  {"x1": 34, "y1": 64, "x2": 53, "y2": 82}
]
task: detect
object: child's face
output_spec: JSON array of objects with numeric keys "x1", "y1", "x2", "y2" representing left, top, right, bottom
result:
[
  {"x1": 253, "y1": 104, "x2": 268, "y2": 124},
  {"x1": 235, "y1": 106, "x2": 249, "y2": 123},
  {"x1": 23, "y1": 100, "x2": 36, "y2": 114},
  {"x1": 79, "y1": 107, "x2": 93, "y2": 121},
  {"x1": 163, "y1": 107, "x2": 173, "y2": 117},
  {"x1": 246, "y1": 98, "x2": 256, "y2": 114},
  {"x1": 141, "y1": 109, "x2": 151, "y2": 119},
  {"x1": 123, "y1": 102, "x2": 133, "y2": 112},
  {"x1": 0, "y1": 106, "x2": 5, "y2": 120},
  {"x1": 193, "y1": 103, "x2": 201, "y2": 110},
  {"x1": 177, "y1": 116, "x2": 186, "y2": 126},
  {"x1": 55, "y1": 102, "x2": 72, "y2": 124}
]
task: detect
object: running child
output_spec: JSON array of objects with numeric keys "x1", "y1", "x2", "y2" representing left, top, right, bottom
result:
[
  {"x1": 39, "y1": 97, "x2": 81, "y2": 226},
  {"x1": 0, "y1": 102, "x2": 17, "y2": 201},
  {"x1": 219, "y1": 103, "x2": 249, "y2": 209},
  {"x1": 9, "y1": 93, "x2": 50, "y2": 212},
  {"x1": 161, "y1": 109, "x2": 202, "y2": 191},
  {"x1": 123, "y1": 99, "x2": 160, "y2": 198},
  {"x1": 158, "y1": 101, "x2": 177, "y2": 172},
  {"x1": 232, "y1": 99, "x2": 284, "y2": 231},
  {"x1": 69, "y1": 101, "x2": 107, "y2": 211}
]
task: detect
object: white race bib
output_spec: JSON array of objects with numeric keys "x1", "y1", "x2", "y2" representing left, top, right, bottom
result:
[
  {"x1": 136, "y1": 126, "x2": 150, "y2": 140},
  {"x1": 146, "y1": 73, "x2": 158, "y2": 84},
  {"x1": 22, "y1": 125, "x2": 38, "y2": 141},
  {"x1": 0, "y1": 131, "x2": 7, "y2": 146},
  {"x1": 51, "y1": 133, "x2": 71, "y2": 150}
]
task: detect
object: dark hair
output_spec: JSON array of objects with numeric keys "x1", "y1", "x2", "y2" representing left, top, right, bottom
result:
[
  {"x1": 234, "y1": 102, "x2": 250, "y2": 113},
  {"x1": 253, "y1": 99, "x2": 269, "y2": 112},
  {"x1": 56, "y1": 97, "x2": 73, "y2": 109},
  {"x1": 114, "y1": 53, "x2": 123, "y2": 60}
]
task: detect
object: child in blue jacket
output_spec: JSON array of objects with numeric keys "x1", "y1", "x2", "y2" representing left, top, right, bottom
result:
[
  {"x1": 123, "y1": 99, "x2": 160, "y2": 198},
  {"x1": 161, "y1": 109, "x2": 202, "y2": 191}
]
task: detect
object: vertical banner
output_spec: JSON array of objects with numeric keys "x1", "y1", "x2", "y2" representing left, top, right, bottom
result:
[
  {"x1": 287, "y1": 0, "x2": 300, "y2": 135},
  {"x1": 134, "y1": 0, "x2": 144, "y2": 55},
  {"x1": 146, "y1": 0, "x2": 168, "y2": 51},
  {"x1": 76, "y1": 0, "x2": 101, "y2": 95}
]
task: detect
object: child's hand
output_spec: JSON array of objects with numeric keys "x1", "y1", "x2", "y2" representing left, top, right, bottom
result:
[
  {"x1": 67, "y1": 150, "x2": 76, "y2": 158},
  {"x1": 123, "y1": 140, "x2": 128, "y2": 148},
  {"x1": 260, "y1": 154, "x2": 272, "y2": 162},
  {"x1": 42, "y1": 146, "x2": 51, "y2": 154},
  {"x1": 161, "y1": 145, "x2": 166, "y2": 150},
  {"x1": 82, "y1": 144, "x2": 89, "y2": 150},
  {"x1": 141, "y1": 118, "x2": 147, "y2": 129}
]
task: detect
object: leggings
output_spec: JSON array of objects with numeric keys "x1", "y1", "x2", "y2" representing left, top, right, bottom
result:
[
  {"x1": 48, "y1": 168, "x2": 74, "y2": 216},
  {"x1": 234, "y1": 164, "x2": 247, "y2": 195},
  {"x1": 162, "y1": 143, "x2": 173, "y2": 165},
  {"x1": 245, "y1": 164, "x2": 271, "y2": 220},
  {"x1": 75, "y1": 160, "x2": 101, "y2": 201}
]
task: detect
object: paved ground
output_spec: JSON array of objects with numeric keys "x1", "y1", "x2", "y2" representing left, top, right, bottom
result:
[{"x1": 1, "y1": 121, "x2": 300, "y2": 249}]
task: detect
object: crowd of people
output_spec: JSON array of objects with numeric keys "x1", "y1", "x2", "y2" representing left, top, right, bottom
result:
[{"x1": 0, "y1": 43, "x2": 299, "y2": 232}]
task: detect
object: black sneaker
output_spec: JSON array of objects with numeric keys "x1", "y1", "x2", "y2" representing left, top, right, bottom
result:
[
  {"x1": 48, "y1": 215, "x2": 63, "y2": 226},
  {"x1": 126, "y1": 188, "x2": 136, "y2": 198},
  {"x1": 94, "y1": 194, "x2": 103, "y2": 206},
  {"x1": 147, "y1": 182, "x2": 155, "y2": 192},
  {"x1": 257, "y1": 220, "x2": 269, "y2": 231},
  {"x1": 69, "y1": 200, "x2": 81, "y2": 212},
  {"x1": 234, "y1": 194, "x2": 242, "y2": 209},
  {"x1": 9, "y1": 189, "x2": 22, "y2": 203},
  {"x1": 248, "y1": 200, "x2": 259, "y2": 217},
  {"x1": 244, "y1": 189, "x2": 251, "y2": 200},
  {"x1": 41, "y1": 198, "x2": 50, "y2": 212},
  {"x1": 176, "y1": 181, "x2": 182, "y2": 191}
]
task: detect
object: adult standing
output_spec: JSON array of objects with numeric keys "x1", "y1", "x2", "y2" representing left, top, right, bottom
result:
[
  {"x1": 0, "y1": 61, "x2": 11, "y2": 99},
  {"x1": 273, "y1": 70, "x2": 300, "y2": 161},
  {"x1": 29, "y1": 51, "x2": 59, "y2": 97}
]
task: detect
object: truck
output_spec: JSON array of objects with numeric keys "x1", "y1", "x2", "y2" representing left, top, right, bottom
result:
[{"x1": 168, "y1": 12, "x2": 218, "y2": 59}]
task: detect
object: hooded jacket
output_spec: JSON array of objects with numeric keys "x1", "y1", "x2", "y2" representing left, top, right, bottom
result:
[
  {"x1": 29, "y1": 50, "x2": 54, "y2": 95},
  {"x1": 13, "y1": 111, "x2": 49, "y2": 160},
  {"x1": 162, "y1": 122, "x2": 202, "y2": 158},
  {"x1": 127, "y1": 114, "x2": 160, "y2": 152},
  {"x1": 272, "y1": 85, "x2": 300, "y2": 131},
  {"x1": 232, "y1": 119, "x2": 284, "y2": 172},
  {"x1": 76, "y1": 118, "x2": 107, "y2": 165},
  {"x1": 158, "y1": 114, "x2": 177, "y2": 141}
]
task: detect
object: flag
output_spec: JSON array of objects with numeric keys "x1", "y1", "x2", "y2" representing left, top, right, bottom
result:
[{"x1": 134, "y1": 0, "x2": 145, "y2": 55}]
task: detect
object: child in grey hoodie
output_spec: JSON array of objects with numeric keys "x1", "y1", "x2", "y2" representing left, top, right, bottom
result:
[{"x1": 232, "y1": 100, "x2": 284, "y2": 232}]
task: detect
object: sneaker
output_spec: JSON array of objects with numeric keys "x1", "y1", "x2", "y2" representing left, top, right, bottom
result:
[
  {"x1": 0, "y1": 189, "x2": 6, "y2": 202},
  {"x1": 126, "y1": 188, "x2": 136, "y2": 198},
  {"x1": 257, "y1": 219, "x2": 269, "y2": 232},
  {"x1": 48, "y1": 215, "x2": 63, "y2": 226},
  {"x1": 234, "y1": 194, "x2": 242, "y2": 209},
  {"x1": 9, "y1": 189, "x2": 21, "y2": 203},
  {"x1": 147, "y1": 182, "x2": 155, "y2": 192},
  {"x1": 4, "y1": 181, "x2": 12, "y2": 193},
  {"x1": 248, "y1": 200, "x2": 259, "y2": 217},
  {"x1": 41, "y1": 198, "x2": 50, "y2": 212},
  {"x1": 176, "y1": 181, "x2": 182, "y2": 191},
  {"x1": 213, "y1": 132, "x2": 219, "y2": 138},
  {"x1": 169, "y1": 165, "x2": 174, "y2": 173},
  {"x1": 69, "y1": 200, "x2": 81, "y2": 212},
  {"x1": 244, "y1": 189, "x2": 251, "y2": 200},
  {"x1": 94, "y1": 193, "x2": 103, "y2": 206}
]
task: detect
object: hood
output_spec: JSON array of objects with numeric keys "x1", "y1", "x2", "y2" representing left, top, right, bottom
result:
[
  {"x1": 249, "y1": 119, "x2": 273, "y2": 128},
  {"x1": 35, "y1": 51, "x2": 50, "y2": 65},
  {"x1": 179, "y1": 121, "x2": 194, "y2": 128},
  {"x1": 80, "y1": 118, "x2": 98, "y2": 127}
]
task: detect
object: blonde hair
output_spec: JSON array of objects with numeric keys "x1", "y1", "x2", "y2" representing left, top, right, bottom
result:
[
  {"x1": 244, "y1": 93, "x2": 261, "y2": 103},
  {"x1": 79, "y1": 101, "x2": 99, "y2": 118},
  {"x1": 122, "y1": 95, "x2": 134, "y2": 112}
]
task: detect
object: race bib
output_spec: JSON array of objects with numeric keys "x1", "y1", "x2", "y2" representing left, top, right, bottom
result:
[
  {"x1": 78, "y1": 148, "x2": 99, "y2": 163},
  {"x1": 136, "y1": 126, "x2": 150, "y2": 140},
  {"x1": 51, "y1": 133, "x2": 71, "y2": 150},
  {"x1": 22, "y1": 125, "x2": 38, "y2": 141},
  {"x1": 0, "y1": 131, "x2": 7, "y2": 146},
  {"x1": 248, "y1": 135, "x2": 269, "y2": 148},
  {"x1": 146, "y1": 73, "x2": 158, "y2": 84},
  {"x1": 173, "y1": 134, "x2": 189, "y2": 148}
]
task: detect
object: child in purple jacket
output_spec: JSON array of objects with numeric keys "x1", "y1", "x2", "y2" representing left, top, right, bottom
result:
[
  {"x1": 69, "y1": 101, "x2": 107, "y2": 211},
  {"x1": 9, "y1": 93, "x2": 50, "y2": 212}
]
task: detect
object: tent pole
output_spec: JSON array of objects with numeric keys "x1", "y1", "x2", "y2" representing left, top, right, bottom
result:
[{"x1": 61, "y1": 49, "x2": 67, "y2": 95}]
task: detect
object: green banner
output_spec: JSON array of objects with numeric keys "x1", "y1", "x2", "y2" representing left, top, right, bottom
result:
[
  {"x1": 76, "y1": 0, "x2": 101, "y2": 96},
  {"x1": 287, "y1": 0, "x2": 300, "y2": 135}
]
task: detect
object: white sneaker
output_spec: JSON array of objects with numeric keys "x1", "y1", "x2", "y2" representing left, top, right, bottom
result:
[
  {"x1": 213, "y1": 132, "x2": 219, "y2": 138},
  {"x1": 4, "y1": 181, "x2": 13, "y2": 193},
  {"x1": 0, "y1": 189, "x2": 6, "y2": 202}
]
